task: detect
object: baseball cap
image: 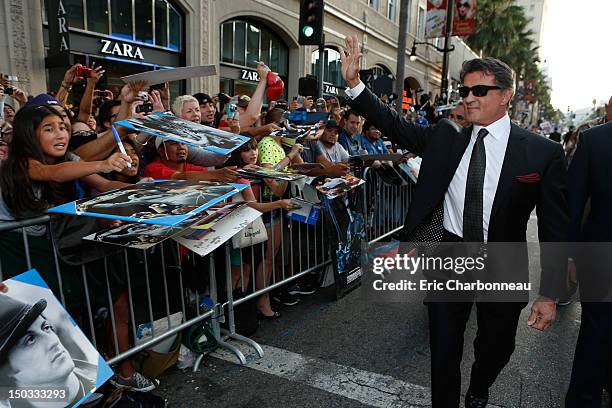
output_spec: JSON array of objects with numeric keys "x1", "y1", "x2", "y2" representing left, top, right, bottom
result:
[
  {"x1": 25, "y1": 93, "x2": 60, "y2": 107},
  {"x1": 193, "y1": 93, "x2": 214, "y2": 105},
  {"x1": 155, "y1": 137, "x2": 166, "y2": 149},
  {"x1": 0, "y1": 296, "x2": 47, "y2": 358},
  {"x1": 325, "y1": 119, "x2": 341, "y2": 130}
]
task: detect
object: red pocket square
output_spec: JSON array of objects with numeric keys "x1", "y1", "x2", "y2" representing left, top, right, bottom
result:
[{"x1": 514, "y1": 173, "x2": 540, "y2": 183}]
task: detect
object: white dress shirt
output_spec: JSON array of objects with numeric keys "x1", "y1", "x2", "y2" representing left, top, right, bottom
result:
[
  {"x1": 443, "y1": 115, "x2": 510, "y2": 241},
  {"x1": 345, "y1": 82, "x2": 511, "y2": 241}
]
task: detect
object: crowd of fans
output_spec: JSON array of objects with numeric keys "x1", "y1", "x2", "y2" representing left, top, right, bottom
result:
[
  {"x1": 0, "y1": 61, "x2": 407, "y2": 394},
  {"x1": 0, "y1": 58, "x2": 606, "y2": 398}
]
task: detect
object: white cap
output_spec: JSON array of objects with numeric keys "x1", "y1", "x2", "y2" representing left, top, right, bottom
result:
[{"x1": 155, "y1": 137, "x2": 165, "y2": 149}]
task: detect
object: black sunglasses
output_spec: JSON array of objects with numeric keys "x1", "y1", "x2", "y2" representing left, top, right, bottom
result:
[
  {"x1": 458, "y1": 85, "x2": 502, "y2": 98},
  {"x1": 458, "y1": 2, "x2": 470, "y2": 7}
]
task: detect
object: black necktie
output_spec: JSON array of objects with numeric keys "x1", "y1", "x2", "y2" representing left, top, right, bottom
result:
[{"x1": 463, "y1": 128, "x2": 488, "y2": 242}]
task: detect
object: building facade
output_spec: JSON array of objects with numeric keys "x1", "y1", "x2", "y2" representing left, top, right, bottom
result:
[
  {"x1": 514, "y1": 0, "x2": 547, "y2": 59},
  {"x1": 0, "y1": 0, "x2": 477, "y2": 105}
]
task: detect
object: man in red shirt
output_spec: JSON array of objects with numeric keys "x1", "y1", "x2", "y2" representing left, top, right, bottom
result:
[{"x1": 145, "y1": 137, "x2": 239, "y2": 182}]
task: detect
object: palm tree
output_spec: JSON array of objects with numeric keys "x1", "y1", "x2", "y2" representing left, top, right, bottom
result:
[{"x1": 466, "y1": 0, "x2": 553, "y2": 119}]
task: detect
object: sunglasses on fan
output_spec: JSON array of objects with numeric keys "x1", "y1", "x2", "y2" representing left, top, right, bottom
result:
[{"x1": 458, "y1": 85, "x2": 502, "y2": 98}]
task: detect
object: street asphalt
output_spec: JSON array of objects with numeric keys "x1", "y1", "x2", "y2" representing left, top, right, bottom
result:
[{"x1": 156, "y1": 216, "x2": 610, "y2": 407}]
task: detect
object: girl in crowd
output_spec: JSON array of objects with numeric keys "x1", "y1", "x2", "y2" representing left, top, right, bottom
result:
[
  {"x1": 0, "y1": 105, "x2": 131, "y2": 221},
  {"x1": 255, "y1": 108, "x2": 305, "y2": 311},
  {"x1": 226, "y1": 138, "x2": 300, "y2": 319}
]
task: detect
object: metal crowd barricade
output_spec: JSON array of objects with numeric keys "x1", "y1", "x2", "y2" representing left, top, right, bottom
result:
[
  {"x1": 0, "y1": 170, "x2": 412, "y2": 370},
  {"x1": 362, "y1": 166, "x2": 413, "y2": 244},
  {"x1": 0, "y1": 216, "x2": 233, "y2": 369}
]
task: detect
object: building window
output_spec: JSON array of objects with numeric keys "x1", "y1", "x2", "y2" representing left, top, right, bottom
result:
[
  {"x1": 111, "y1": 0, "x2": 133, "y2": 40},
  {"x1": 246, "y1": 25, "x2": 260, "y2": 68},
  {"x1": 135, "y1": 0, "x2": 153, "y2": 44},
  {"x1": 388, "y1": 0, "x2": 396, "y2": 20},
  {"x1": 405, "y1": 0, "x2": 413, "y2": 33},
  {"x1": 371, "y1": 65, "x2": 392, "y2": 80},
  {"x1": 220, "y1": 20, "x2": 289, "y2": 77},
  {"x1": 65, "y1": 0, "x2": 85, "y2": 29},
  {"x1": 154, "y1": 0, "x2": 168, "y2": 47},
  {"x1": 41, "y1": 0, "x2": 182, "y2": 51},
  {"x1": 417, "y1": 5, "x2": 426, "y2": 40},
  {"x1": 311, "y1": 48, "x2": 343, "y2": 86},
  {"x1": 168, "y1": 5, "x2": 182, "y2": 50},
  {"x1": 85, "y1": 0, "x2": 109, "y2": 34},
  {"x1": 369, "y1": 0, "x2": 379, "y2": 11}
]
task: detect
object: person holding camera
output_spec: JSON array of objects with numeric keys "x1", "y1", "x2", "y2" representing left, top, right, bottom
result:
[{"x1": 69, "y1": 65, "x2": 106, "y2": 150}]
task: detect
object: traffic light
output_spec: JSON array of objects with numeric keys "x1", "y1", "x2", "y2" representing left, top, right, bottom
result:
[{"x1": 299, "y1": 0, "x2": 324, "y2": 45}]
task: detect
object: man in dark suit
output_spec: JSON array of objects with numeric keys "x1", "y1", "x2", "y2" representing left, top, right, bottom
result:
[
  {"x1": 566, "y1": 120, "x2": 612, "y2": 407},
  {"x1": 340, "y1": 35, "x2": 568, "y2": 407},
  {"x1": 549, "y1": 127, "x2": 562, "y2": 143}
]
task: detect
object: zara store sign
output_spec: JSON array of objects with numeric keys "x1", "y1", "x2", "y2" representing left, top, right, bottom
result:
[{"x1": 100, "y1": 39, "x2": 144, "y2": 60}]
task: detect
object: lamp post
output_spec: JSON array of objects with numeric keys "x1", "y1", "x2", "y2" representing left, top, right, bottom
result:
[
  {"x1": 409, "y1": 0, "x2": 455, "y2": 105},
  {"x1": 409, "y1": 39, "x2": 455, "y2": 105}
]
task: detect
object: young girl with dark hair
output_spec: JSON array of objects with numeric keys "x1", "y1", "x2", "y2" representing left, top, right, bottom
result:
[{"x1": 0, "y1": 105, "x2": 131, "y2": 220}]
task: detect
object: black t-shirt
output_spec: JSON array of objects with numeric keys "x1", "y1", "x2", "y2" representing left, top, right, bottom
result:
[{"x1": 69, "y1": 129, "x2": 98, "y2": 150}]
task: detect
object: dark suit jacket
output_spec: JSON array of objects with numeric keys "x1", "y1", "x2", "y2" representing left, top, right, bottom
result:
[
  {"x1": 568, "y1": 121, "x2": 612, "y2": 300},
  {"x1": 350, "y1": 87, "x2": 569, "y2": 298}
]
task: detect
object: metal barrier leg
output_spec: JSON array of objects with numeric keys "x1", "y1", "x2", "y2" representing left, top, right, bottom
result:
[
  {"x1": 221, "y1": 244, "x2": 264, "y2": 358},
  {"x1": 194, "y1": 254, "x2": 246, "y2": 371}
]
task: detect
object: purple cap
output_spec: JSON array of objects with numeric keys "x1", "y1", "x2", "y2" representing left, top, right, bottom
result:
[{"x1": 25, "y1": 93, "x2": 60, "y2": 107}]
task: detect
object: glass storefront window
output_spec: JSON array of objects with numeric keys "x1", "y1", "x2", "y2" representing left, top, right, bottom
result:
[
  {"x1": 278, "y1": 45, "x2": 288, "y2": 77},
  {"x1": 169, "y1": 6, "x2": 181, "y2": 50},
  {"x1": 86, "y1": 0, "x2": 109, "y2": 34},
  {"x1": 246, "y1": 25, "x2": 260, "y2": 68},
  {"x1": 66, "y1": 0, "x2": 85, "y2": 29},
  {"x1": 311, "y1": 48, "x2": 343, "y2": 86},
  {"x1": 220, "y1": 20, "x2": 288, "y2": 76},
  {"x1": 221, "y1": 23, "x2": 233, "y2": 64},
  {"x1": 155, "y1": 0, "x2": 168, "y2": 47},
  {"x1": 135, "y1": 0, "x2": 153, "y2": 44},
  {"x1": 234, "y1": 22, "x2": 246, "y2": 66},
  {"x1": 260, "y1": 29, "x2": 271, "y2": 67},
  {"x1": 220, "y1": 78, "x2": 233, "y2": 96},
  {"x1": 270, "y1": 39, "x2": 279, "y2": 74},
  {"x1": 43, "y1": 0, "x2": 182, "y2": 50},
  {"x1": 111, "y1": 0, "x2": 133, "y2": 40}
]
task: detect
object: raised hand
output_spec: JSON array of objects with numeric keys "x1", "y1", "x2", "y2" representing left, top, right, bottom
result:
[
  {"x1": 63, "y1": 64, "x2": 81, "y2": 86},
  {"x1": 340, "y1": 35, "x2": 363, "y2": 88},
  {"x1": 89, "y1": 66, "x2": 106, "y2": 83},
  {"x1": 120, "y1": 80, "x2": 148, "y2": 104},
  {"x1": 149, "y1": 90, "x2": 165, "y2": 113},
  {"x1": 257, "y1": 62, "x2": 271, "y2": 81},
  {"x1": 99, "y1": 152, "x2": 132, "y2": 173}
]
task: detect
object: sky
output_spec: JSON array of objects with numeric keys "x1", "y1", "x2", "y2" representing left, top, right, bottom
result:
[{"x1": 541, "y1": 0, "x2": 612, "y2": 112}]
